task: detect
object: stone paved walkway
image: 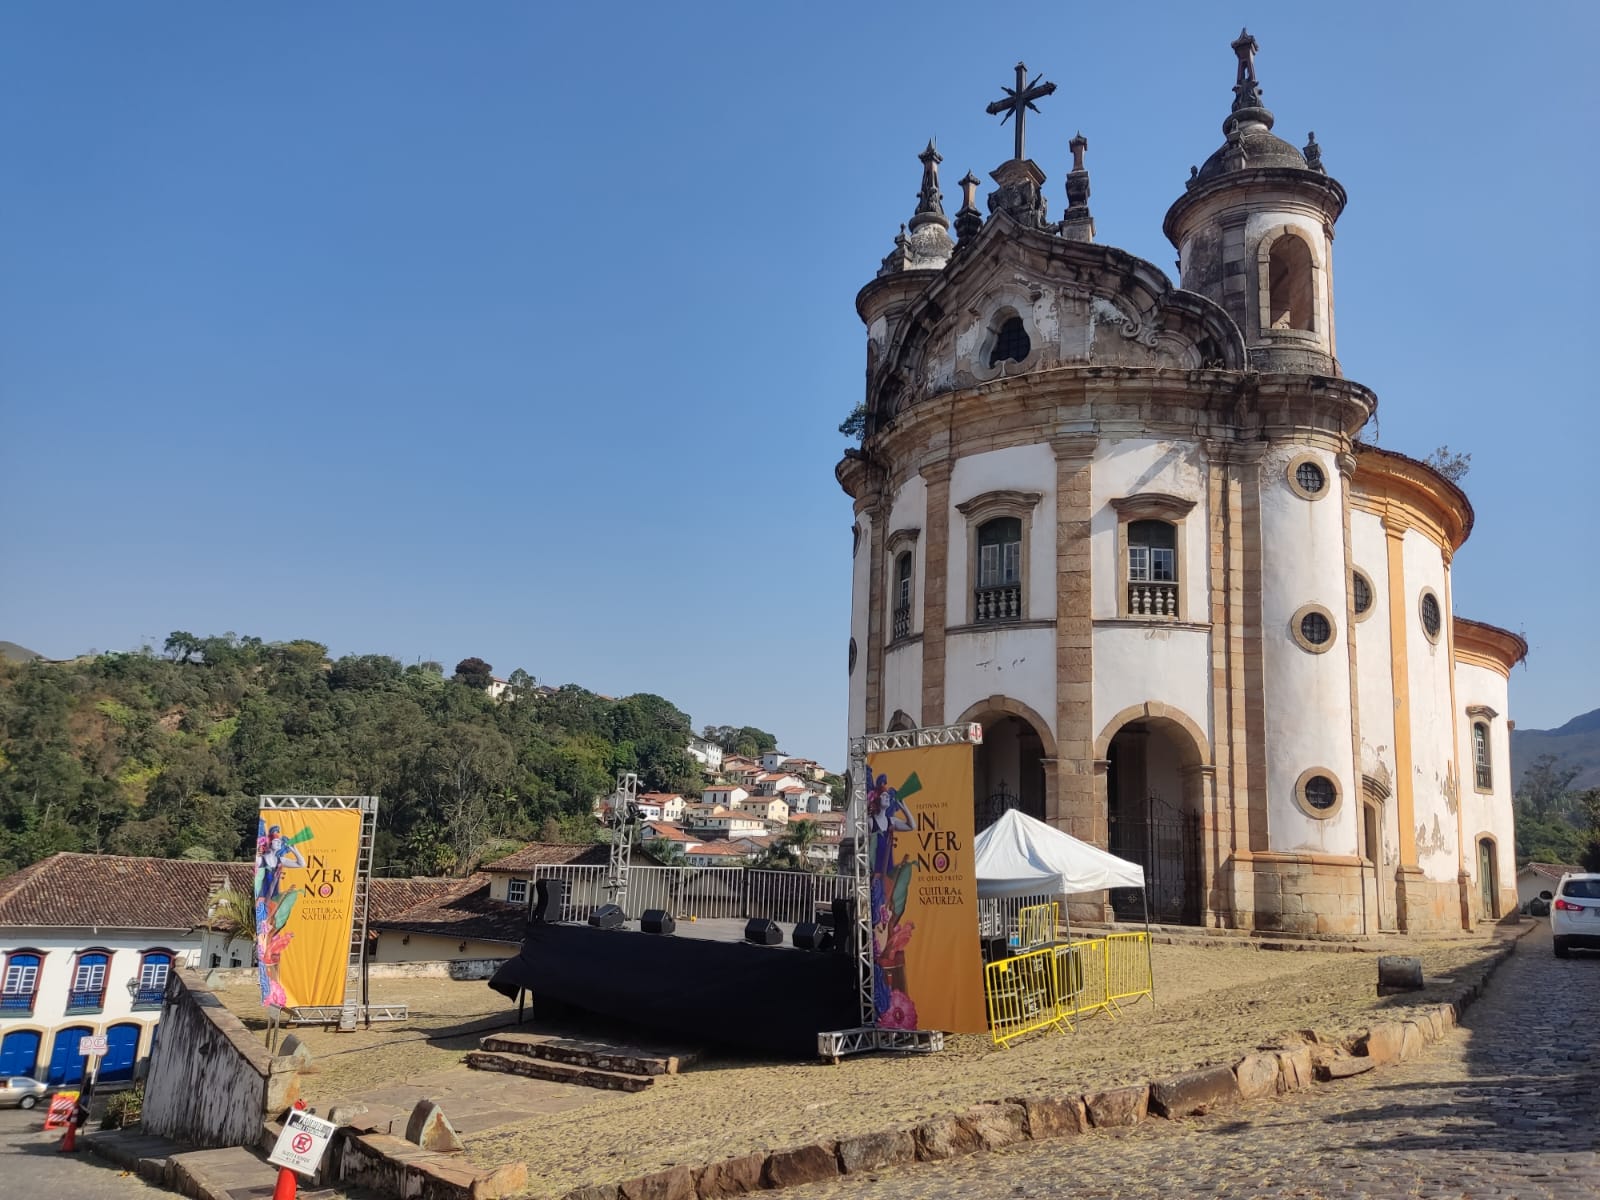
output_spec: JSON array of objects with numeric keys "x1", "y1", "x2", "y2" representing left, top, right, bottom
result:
[{"x1": 785, "y1": 924, "x2": 1599, "y2": 1199}]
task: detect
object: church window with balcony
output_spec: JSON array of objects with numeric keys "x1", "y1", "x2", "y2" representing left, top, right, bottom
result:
[
  {"x1": 892, "y1": 552, "x2": 914, "y2": 641},
  {"x1": 1127, "y1": 520, "x2": 1178, "y2": 618},
  {"x1": 976, "y1": 518, "x2": 1022, "y2": 623}
]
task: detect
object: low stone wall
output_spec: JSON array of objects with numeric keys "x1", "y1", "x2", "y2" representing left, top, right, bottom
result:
[
  {"x1": 335, "y1": 1128, "x2": 526, "y2": 1200},
  {"x1": 141, "y1": 969, "x2": 301, "y2": 1149}
]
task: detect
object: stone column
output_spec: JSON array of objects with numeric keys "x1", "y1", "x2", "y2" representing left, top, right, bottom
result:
[
  {"x1": 1051, "y1": 435, "x2": 1096, "y2": 843},
  {"x1": 919, "y1": 460, "x2": 953, "y2": 727}
]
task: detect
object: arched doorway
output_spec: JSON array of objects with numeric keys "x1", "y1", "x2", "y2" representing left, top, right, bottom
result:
[
  {"x1": 99, "y1": 1023, "x2": 143, "y2": 1083},
  {"x1": 960, "y1": 700, "x2": 1053, "y2": 833},
  {"x1": 46, "y1": 1025, "x2": 93, "y2": 1086},
  {"x1": 0, "y1": 1029, "x2": 41, "y2": 1077},
  {"x1": 1102, "y1": 715, "x2": 1205, "y2": 925}
]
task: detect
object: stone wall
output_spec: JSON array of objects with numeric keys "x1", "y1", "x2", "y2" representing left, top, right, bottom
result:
[{"x1": 141, "y1": 968, "x2": 300, "y2": 1149}]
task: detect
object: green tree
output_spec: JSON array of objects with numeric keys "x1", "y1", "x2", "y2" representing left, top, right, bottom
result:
[
  {"x1": 453, "y1": 657, "x2": 494, "y2": 690},
  {"x1": 1423, "y1": 445, "x2": 1471, "y2": 483}
]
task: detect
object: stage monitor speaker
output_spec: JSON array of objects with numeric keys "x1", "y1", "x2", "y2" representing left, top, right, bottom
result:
[
  {"x1": 744, "y1": 918, "x2": 783, "y2": 946},
  {"x1": 588, "y1": 904, "x2": 626, "y2": 931},
  {"x1": 981, "y1": 935, "x2": 1010, "y2": 963},
  {"x1": 530, "y1": 878, "x2": 567, "y2": 923},
  {"x1": 830, "y1": 897, "x2": 856, "y2": 952},
  {"x1": 792, "y1": 922, "x2": 834, "y2": 952},
  {"x1": 641, "y1": 909, "x2": 676, "y2": 935}
]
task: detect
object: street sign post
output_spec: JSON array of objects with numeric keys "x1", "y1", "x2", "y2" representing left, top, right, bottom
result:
[
  {"x1": 268, "y1": 1108, "x2": 337, "y2": 1177},
  {"x1": 77, "y1": 1035, "x2": 108, "y2": 1056}
]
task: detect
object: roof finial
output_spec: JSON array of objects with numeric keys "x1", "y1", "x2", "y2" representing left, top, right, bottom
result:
[
  {"x1": 1060, "y1": 132, "x2": 1094, "y2": 243},
  {"x1": 955, "y1": 170, "x2": 984, "y2": 240},
  {"x1": 985, "y1": 62, "x2": 1057, "y2": 162},
  {"x1": 1231, "y1": 28, "x2": 1263, "y2": 112},
  {"x1": 1303, "y1": 131, "x2": 1325, "y2": 173},
  {"x1": 909, "y1": 138, "x2": 949, "y2": 232}
]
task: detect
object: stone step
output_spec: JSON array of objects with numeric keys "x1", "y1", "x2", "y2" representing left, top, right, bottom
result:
[
  {"x1": 478, "y1": 1031, "x2": 695, "y2": 1076},
  {"x1": 465, "y1": 1049, "x2": 656, "y2": 1092}
]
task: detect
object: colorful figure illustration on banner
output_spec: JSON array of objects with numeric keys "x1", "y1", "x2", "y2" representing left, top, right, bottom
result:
[
  {"x1": 254, "y1": 820, "x2": 312, "y2": 1007},
  {"x1": 866, "y1": 766, "x2": 922, "y2": 1029}
]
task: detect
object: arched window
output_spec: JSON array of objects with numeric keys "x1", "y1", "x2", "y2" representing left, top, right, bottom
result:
[
  {"x1": 68, "y1": 950, "x2": 109, "y2": 1012},
  {"x1": 1, "y1": 951, "x2": 42, "y2": 1014},
  {"x1": 976, "y1": 517, "x2": 1023, "y2": 622},
  {"x1": 134, "y1": 949, "x2": 173, "y2": 1009},
  {"x1": 989, "y1": 315, "x2": 1031, "y2": 366},
  {"x1": 1267, "y1": 235, "x2": 1314, "y2": 331},
  {"x1": 892, "y1": 551, "x2": 914, "y2": 641},
  {"x1": 1127, "y1": 519, "x2": 1178, "y2": 617},
  {"x1": 1472, "y1": 722, "x2": 1492, "y2": 791}
]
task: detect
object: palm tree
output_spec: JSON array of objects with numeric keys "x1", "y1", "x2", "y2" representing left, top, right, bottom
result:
[
  {"x1": 206, "y1": 886, "x2": 254, "y2": 937},
  {"x1": 755, "y1": 819, "x2": 825, "y2": 872}
]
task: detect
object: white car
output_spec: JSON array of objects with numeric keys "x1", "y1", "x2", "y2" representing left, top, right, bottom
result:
[
  {"x1": 0, "y1": 1076, "x2": 49, "y2": 1109},
  {"x1": 1551, "y1": 872, "x2": 1600, "y2": 959}
]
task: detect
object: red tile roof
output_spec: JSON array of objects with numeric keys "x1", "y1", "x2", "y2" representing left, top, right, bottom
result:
[
  {"x1": 369, "y1": 874, "x2": 525, "y2": 944},
  {"x1": 480, "y1": 842, "x2": 610, "y2": 873}
]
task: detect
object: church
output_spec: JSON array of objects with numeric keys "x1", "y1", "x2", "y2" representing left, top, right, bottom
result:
[{"x1": 838, "y1": 32, "x2": 1526, "y2": 937}]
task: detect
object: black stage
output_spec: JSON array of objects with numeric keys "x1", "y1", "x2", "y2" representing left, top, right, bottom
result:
[{"x1": 489, "y1": 918, "x2": 858, "y2": 1057}]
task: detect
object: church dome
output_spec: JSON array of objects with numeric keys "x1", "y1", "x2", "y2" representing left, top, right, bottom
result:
[{"x1": 1193, "y1": 113, "x2": 1306, "y2": 184}]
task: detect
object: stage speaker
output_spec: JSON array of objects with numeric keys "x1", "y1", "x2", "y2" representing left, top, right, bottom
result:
[
  {"x1": 530, "y1": 878, "x2": 567, "y2": 923},
  {"x1": 587, "y1": 904, "x2": 626, "y2": 930},
  {"x1": 792, "y1": 922, "x2": 834, "y2": 952},
  {"x1": 641, "y1": 909, "x2": 676, "y2": 935},
  {"x1": 981, "y1": 935, "x2": 1010, "y2": 963},
  {"x1": 743, "y1": 918, "x2": 783, "y2": 946},
  {"x1": 831, "y1": 898, "x2": 856, "y2": 953}
]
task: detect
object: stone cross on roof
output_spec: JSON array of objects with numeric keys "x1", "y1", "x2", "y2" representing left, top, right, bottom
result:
[{"x1": 985, "y1": 62, "x2": 1057, "y2": 162}]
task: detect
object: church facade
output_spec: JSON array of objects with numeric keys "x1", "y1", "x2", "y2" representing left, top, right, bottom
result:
[{"x1": 838, "y1": 33, "x2": 1526, "y2": 936}]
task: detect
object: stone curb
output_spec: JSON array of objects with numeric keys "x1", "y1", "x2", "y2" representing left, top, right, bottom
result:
[{"x1": 555, "y1": 931, "x2": 1527, "y2": 1200}]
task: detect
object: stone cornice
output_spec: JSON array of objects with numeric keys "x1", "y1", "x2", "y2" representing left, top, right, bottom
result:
[
  {"x1": 955, "y1": 489, "x2": 1043, "y2": 520},
  {"x1": 1452, "y1": 616, "x2": 1528, "y2": 676},
  {"x1": 1109, "y1": 492, "x2": 1198, "y2": 520},
  {"x1": 1350, "y1": 444, "x2": 1474, "y2": 553}
]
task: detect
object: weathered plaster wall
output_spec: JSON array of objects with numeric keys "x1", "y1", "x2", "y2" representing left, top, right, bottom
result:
[
  {"x1": 1088, "y1": 438, "x2": 1210, "y2": 622},
  {"x1": 1350, "y1": 509, "x2": 1400, "y2": 870},
  {"x1": 1402, "y1": 530, "x2": 1460, "y2": 884},
  {"x1": 882, "y1": 642, "x2": 924, "y2": 730},
  {"x1": 942, "y1": 626, "x2": 1057, "y2": 735},
  {"x1": 1454, "y1": 660, "x2": 1517, "y2": 919},
  {"x1": 1258, "y1": 443, "x2": 1357, "y2": 856},
  {"x1": 1092, "y1": 626, "x2": 1212, "y2": 745}
]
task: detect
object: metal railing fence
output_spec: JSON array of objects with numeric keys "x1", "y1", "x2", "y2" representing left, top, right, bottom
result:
[
  {"x1": 528, "y1": 864, "x2": 852, "y2": 925},
  {"x1": 985, "y1": 931, "x2": 1154, "y2": 1048}
]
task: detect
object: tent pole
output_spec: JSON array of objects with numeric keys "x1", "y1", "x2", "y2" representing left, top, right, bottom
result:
[{"x1": 1142, "y1": 884, "x2": 1155, "y2": 1005}]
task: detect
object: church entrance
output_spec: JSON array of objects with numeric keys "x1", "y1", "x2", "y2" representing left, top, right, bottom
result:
[
  {"x1": 1106, "y1": 722, "x2": 1203, "y2": 925},
  {"x1": 971, "y1": 713, "x2": 1046, "y2": 833}
]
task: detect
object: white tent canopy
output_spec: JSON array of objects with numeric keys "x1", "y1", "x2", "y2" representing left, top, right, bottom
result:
[{"x1": 973, "y1": 808, "x2": 1145, "y2": 898}]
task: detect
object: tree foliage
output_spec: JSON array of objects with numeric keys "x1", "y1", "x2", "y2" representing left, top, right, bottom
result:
[
  {"x1": 0, "y1": 634, "x2": 710, "y2": 878},
  {"x1": 1513, "y1": 754, "x2": 1598, "y2": 867},
  {"x1": 700, "y1": 724, "x2": 780, "y2": 758},
  {"x1": 1423, "y1": 445, "x2": 1472, "y2": 483}
]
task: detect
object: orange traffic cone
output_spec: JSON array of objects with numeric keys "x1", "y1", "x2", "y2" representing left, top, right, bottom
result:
[
  {"x1": 59, "y1": 1122, "x2": 78, "y2": 1153},
  {"x1": 270, "y1": 1166, "x2": 298, "y2": 1200}
]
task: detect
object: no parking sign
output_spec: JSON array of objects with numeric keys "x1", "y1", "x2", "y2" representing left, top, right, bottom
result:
[{"x1": 268, "y1": 1108, "x2": 336, "y2": 1176}]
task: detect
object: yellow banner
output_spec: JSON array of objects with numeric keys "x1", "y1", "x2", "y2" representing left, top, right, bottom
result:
[
  {"x1": 865, "y1": 743, "x2": 985, "y2": 1033},
  {"x1": 254, "y1": 809, "x2": 362, "y2": 1009}
]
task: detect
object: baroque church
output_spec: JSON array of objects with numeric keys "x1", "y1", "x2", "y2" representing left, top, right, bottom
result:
[{"x1": 838, "y1": 32, "x2": 1526, "y2": 936}]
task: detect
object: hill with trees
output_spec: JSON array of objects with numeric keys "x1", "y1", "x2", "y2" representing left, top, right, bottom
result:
[{"x1": 0, "y1": 632, "x2": 768, "y2": 879}]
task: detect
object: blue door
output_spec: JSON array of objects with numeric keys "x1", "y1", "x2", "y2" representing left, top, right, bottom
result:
[
  {"x1": 46, "y1": 1025, "x2": 93, "y2": 1085},
  {"x1": 0, "y1": 1029, "x2": 41, "y2": 1077},
  {"x1": 99, "y1": 1023, "x2": 142, "y2": 1082}
]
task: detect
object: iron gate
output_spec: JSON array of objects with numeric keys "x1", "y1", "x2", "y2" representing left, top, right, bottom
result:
[{"x1": 1109, "y1": 793, "x2": 1201, "y2": 924}]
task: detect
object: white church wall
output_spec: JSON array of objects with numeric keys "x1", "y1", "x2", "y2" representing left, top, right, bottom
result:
[
  {"x1": 943, "y1": 626, "x2": 1056, "y2": 736},
  {"x1": 1258, "y1": 443, "x2": 1358, "y2": 857},
  {"x1": 1350, "y1": 509, "x2": 1401, "y2": 871},
  {"x1": 947, "y1": 444, "x2": 1058, "y2": 626},
  {"x1": 1401, "y1": 530, "x2": 1460, "y2": 884},
  {"x1": 1092, "y1": 626, "x2": 1212, "y2": 746},
  {"x1": 887, "y1": 475, "x2": 928, "y2": 640},
  {"x1": 1454, "y1": 660, "x2": 1516, "y2": 915},
  {"x1": 882, "y1": 642, "x2": 923, "y2": 730},
  {"x1": 1088, "y1": 438, "x2": 1209, "y2": 620}
]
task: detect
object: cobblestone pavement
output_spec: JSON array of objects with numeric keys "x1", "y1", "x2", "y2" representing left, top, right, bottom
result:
[
  {"x1": 788, "y1": 924, "x2": 1598, "y2": 1199},
  {"x1": 0, "y1": 1108, "x2": 164, "y2": 1198}
]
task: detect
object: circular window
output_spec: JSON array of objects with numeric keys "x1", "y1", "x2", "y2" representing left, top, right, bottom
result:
[
  {"x1": 1287, "y1": 455, "x2": 1329, "y2": 501},
  {"x1": 1419, "y1": 590, "x2": 1442, "y2": 643},
  {"x1": 848, "y1": 637, "x2": 857, "y2": 675},
  {"x1": 1290, "y1": 603, "x2": 1337, "y2": 654},
  {"x1": 1351, "y1": 570, "x2": 1374, "y2": 620},
  {"x1": 1294, "y1": 768, "x2": 1343, "y2": 819}
]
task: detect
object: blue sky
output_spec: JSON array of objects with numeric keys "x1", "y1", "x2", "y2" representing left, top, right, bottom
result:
[{"x1": 2, "y1": 3, "x2": 1595, "y2": 767}]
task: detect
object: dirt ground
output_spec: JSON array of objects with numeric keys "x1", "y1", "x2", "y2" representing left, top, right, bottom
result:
[{"x1": 211, "y1": 936, "x2": 1512, "y2": 1198}]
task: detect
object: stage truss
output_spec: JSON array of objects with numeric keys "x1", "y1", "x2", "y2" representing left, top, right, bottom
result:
[
  {"x1": 605, "y1": 772, "x2": 640, "y2": 907},
  {"x1": 260, "y1": 794, "x2": 400, "y2": 1031},
  {"x1": 817, "y1": 721, "x2": 983, "y2": 1061}
]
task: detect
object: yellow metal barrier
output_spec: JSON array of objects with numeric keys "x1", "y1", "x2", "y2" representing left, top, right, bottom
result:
[
  {"x1": 984, "y1": 931, "x2": 1153, "y2": 1047},
  {"x1": 1014, "y1": 901, "x2": 1058, "y2": 950},
  {"x1": 983, "y1": 946, "x2": 1068, "y2": 1047}
]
